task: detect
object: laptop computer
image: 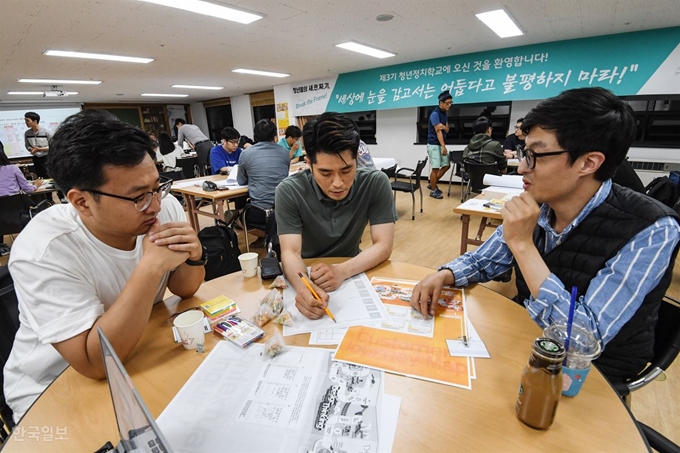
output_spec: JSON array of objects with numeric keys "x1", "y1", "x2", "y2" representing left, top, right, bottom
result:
[{"x1": 98, "y1": 327, "x2": 173, "y2": 453}]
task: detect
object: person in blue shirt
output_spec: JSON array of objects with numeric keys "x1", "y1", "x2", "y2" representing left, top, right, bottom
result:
[
  {"x1": 277, "y1": 125, "x2": 303, "y2": 161},
  {"x1": 426, "y1": 91, "x2": 453, "y2": 199},
  {"x1": 210, "y1": 127, "x2": 244, "y2": 175},
  {"x1": 411, "y1": 87, "x2": 680, "y2": 384}
]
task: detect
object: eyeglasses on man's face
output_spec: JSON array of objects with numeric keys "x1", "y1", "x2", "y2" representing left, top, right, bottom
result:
[
  {"x1": 523, "y1": 148, "x2": 571, "y2": 169},
  {"x1": 84, "y1": 177, "x2": 173, "y2": 211}
]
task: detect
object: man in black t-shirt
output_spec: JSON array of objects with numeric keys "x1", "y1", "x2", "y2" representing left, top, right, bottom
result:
[{"x1": 503, "y1": 117, "x2": 526, "y2": 159}]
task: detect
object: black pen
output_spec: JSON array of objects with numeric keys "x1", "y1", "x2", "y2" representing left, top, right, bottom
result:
[{"x1": 460, "y1": 317, "x2": 469, "y2": 347}]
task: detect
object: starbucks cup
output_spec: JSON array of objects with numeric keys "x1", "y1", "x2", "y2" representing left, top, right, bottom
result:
[{"x1": 543, "y1": 319, "x2": 601, "y2": 397}]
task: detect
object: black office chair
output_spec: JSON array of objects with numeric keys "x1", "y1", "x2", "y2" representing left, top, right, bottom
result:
[
  {"x1": 176, "y1": 156, "x2": 199, "y2": 179},
  {"x1": 159, "y1": 170, "x2": 185, "y2": 181},
  {"x1": 0, "y1": 266, "x2": 19, "y2": 438},
  {"x1": 391, "y1": 158, "x2": 428, "y2": 220},
  {"x1": 196, "y1": 148, "x2": 212, "y2": 177},
  {"x1": 380, "y1": 164, "x2": 397, "y2": 180},
  {"x1": 460, "y1": 161, "x2": 501, "y2": 243},
  {"x1": 611, "y1": 296, "x2": 680, "y2": 399},
  {"x1": 239, "y1": 202, "x2": 275, "y2": 253},
  {"x1": 0, "y1": 194, "x2": 52, "y2": 242},
  {"x1": 462, "y1": 161, "x2": 500, "y2": 202},
  {"x1": 638, "y1": 420, "x2": 680, "y2": 453},
  {"x1": 447, "y1": 151, "x2": 467, "y2": 200}
]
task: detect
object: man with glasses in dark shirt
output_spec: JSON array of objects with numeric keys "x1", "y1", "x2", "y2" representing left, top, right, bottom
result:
[
  {"x1": 411, "y1": 87, "x2": 680, "y2": 386},
  {"x1": 4, "y1": 110, "x2": 205, "y2": 422},
  {"x1": 503, "y1": 117, "x2": 526, "y2": 159}
]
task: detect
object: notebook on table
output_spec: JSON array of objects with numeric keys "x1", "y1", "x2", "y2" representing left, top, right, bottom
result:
[{"x1": 98, "y1": 327, "x2": 173, "y2": 453}]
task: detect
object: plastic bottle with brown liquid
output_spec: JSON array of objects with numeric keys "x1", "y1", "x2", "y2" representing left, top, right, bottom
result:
[{"x1": 515, "y1": 337, "x2": 566, "y2": 430}]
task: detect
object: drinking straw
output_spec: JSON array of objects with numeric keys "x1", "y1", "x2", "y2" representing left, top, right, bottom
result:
[{"x1": 563, "y1": 286, "x2": 578, "y2": 356}]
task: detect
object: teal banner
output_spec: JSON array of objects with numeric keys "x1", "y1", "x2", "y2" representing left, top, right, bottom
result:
[{"x1": 326, "y1": 27, "x2": 680, "y2": 112}]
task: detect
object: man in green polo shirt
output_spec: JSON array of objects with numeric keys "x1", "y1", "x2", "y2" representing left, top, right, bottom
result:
[{"x1": 275, "y1": 112, "x2": 397, "y2": 320}]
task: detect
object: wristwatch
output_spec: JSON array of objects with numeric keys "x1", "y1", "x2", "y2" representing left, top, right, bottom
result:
[{"x1": 185, "y1": 246, "x2": 208, "y2": 266}]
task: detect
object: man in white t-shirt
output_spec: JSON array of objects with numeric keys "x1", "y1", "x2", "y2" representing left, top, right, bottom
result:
[{"x1": 4, "y1": 110, "x2": 206, "y2": 423}]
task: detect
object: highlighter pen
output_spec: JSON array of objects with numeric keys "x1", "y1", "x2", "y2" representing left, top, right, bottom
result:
[{"x1": 297, "y1": 272, "x2": 336, "y2": 323}]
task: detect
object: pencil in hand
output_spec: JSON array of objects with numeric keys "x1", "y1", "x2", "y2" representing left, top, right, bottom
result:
[{"x1": 297, "y1": 272, "x2": 336, "y2": 323}]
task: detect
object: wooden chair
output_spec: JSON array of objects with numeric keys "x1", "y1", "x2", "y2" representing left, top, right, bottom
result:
[{"x1": 391, "y1": 158, "x2": 428, "y2": 220}]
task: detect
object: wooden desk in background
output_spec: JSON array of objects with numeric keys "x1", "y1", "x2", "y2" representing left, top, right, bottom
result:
[
  {"x1": 170, "y1": 174, "x2": 248, "y2": 231},
  {"x1": 2, "y1": 260, "x2": 649, "y2": 452},
  {"x1": 453, "y1": 191, "x2": 505, "y2": 254}
]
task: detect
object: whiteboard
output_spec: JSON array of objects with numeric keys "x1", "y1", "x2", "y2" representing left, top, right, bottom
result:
[{"x1": 0, "y1": 107, "x2": 81, "y2": 158}]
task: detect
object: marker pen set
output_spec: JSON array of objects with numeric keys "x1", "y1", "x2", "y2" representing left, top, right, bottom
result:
[{"x1": 212, "y1": 315, "x2": 265, "y2": 348}]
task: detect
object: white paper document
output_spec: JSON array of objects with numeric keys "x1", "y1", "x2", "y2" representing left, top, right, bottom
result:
[
  {"x1": 172, "y1": 179, "x2": 203, "y2": 189},
  {"x1": 158, "y1": 342, "x2": 392, "y2": 453},
  {"x1": 282, "y1": 273, "x2": 389, "y2": 336},
  {"x1": 309, "y1": 328, "x2": 348, "y2": 345},
  {"x1": 456, "y1": 198, "x2": 490, "y2": 210},
  {"x1": 225, "y1": 164, "x2": 240, "y2": 185},
  {"x1": 482, "y1": 174, "x2": 523, "y2": 189},
  {"x1": 446, "y1": 321, "x2": 490, "y2": 358}
]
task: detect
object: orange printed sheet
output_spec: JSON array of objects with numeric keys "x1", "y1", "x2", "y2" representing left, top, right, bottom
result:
[{"x1": 333, "y1": 278, "x2": 472, "y2": 389}]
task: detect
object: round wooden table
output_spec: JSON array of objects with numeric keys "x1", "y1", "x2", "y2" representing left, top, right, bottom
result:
[{"x1": 2, "y1": 260, "x2": 649, "y2": 452}]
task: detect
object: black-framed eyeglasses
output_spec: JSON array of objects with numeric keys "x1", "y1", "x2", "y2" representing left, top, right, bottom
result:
[
  {"x1": 84, "y1": 177, "x2": 173, "y2": 211},
  {"x1": 523, "y1": 148, "x2": 571, "y2": 169}
]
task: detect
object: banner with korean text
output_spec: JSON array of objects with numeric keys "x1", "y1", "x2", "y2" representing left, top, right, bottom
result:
[
  {"x1": 290, "y1": 77, "x2": 338, "y2": 117},
  {"x1": 325, "y1": 27, "x2": 680, "y2": 112}
]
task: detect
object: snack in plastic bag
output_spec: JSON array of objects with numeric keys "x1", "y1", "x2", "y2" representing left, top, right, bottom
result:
[
  {"x1": 252, "y1": 302, "x2": 277, "y2": 327},
  {"x1": 262, "y1": 331, "x2": 286, "y2": 360},
  {"x1": 269, "y1": 275, "x2": 287, "y2": 289},
  {"x1": 260, "y1": 288, "x2": 283, "y2": 315},
  {"x1": 274, "y1": 307, "x2": 294, "y2": 327}
]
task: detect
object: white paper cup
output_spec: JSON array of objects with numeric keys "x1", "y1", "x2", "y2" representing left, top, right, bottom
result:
[
  {"x1": 173, "y1": 310, "x2": 205, "y2": 350},
  {"x1": 238, "y1": 252, "x2": 259, "y2": 278}
]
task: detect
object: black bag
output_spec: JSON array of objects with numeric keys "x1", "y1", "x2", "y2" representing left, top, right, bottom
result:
[
  {"x1": 645, "y1": 176, "x2": 679, "y2": 207},
  {"x1": 198, "y1": 220, "x2": 242, "y2": 281}
]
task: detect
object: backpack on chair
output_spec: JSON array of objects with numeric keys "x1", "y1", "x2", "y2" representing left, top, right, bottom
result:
[
  {"x1": 198, "y1": 220, "x2": 242, "y2": 281},
  {"x1": 645, "y1": 176, "x2": 679, "y2": 208}
]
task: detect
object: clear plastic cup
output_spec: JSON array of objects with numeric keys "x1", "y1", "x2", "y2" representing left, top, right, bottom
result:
[{"x1": 543, "y1": 319, "x2": 601, "y2": 397}]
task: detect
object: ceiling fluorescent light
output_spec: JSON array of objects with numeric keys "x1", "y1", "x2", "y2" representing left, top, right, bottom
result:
[
  {"x1": 141, "y1": 93, "x2": 189, "y2": 97},
  {"x1": 232, "y1": 68, "x2": 289, "y2": 78},
  {"x1": 335, "y1": 42, "x2": 395, "y2": 59},
  {"x1": 44, "y1": 50, "x2": 153, "y2": 64},
  {"x1": 18, "y1": 78, "x2": 102, "y2": 85},
  {"x1": 8, "y1": 91, "x2": 78, "y2": 95},
  {"x1": 475, "y1": 9, "x2": 523, "y2": 38},
  {"x1": 172, "y1": 84, "x2": 223, "y2": 90},
  {"x1": 140, "y1": 0, "x2": 262, "y2": 25}
]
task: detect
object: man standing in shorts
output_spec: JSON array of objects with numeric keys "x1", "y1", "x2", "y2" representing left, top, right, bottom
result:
[{"x1": 427, "y1": 91, "x2": 452, "y2": 199}]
